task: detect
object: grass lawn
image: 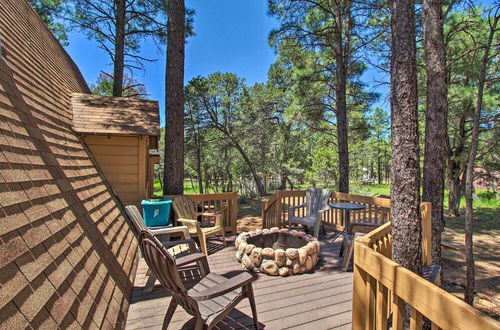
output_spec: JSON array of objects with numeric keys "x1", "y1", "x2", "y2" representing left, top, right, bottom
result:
[{"x1": 153, "y1": 180, "x2": 209, "y2": 195}]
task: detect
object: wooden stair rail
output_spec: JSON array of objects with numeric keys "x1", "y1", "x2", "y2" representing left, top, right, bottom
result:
[
  {"x1": 352, "y1": 219, "x2": 499, "y2": 330},
  {"x1": 159, "y1": 192, "x2": 238, "y2": 234}
]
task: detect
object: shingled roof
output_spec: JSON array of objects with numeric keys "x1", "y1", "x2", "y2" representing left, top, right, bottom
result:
[
  {"x1": 0, "y1": 0, "x2": 139, "y2": 328},
  {"x1": 72, "y1": 93, "x2": 160, "y2": 136}
]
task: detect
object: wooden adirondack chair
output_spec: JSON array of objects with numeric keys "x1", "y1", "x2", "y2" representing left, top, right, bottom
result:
[
  {"x1": 173, "y1": 196, "x2": 226, "y2": 256},
  {"x1": 288, "y1": 188, "x2": 331, "y2": 238},
  {"x1": 125, "y1": 205, "x2": 202, "y2": 292},
  {"x1": 139, "y1": 230, "x2": 259, "y2": 329}
]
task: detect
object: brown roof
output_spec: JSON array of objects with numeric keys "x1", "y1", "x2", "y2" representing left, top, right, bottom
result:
[
  {"x1": 72, "y1": 93, "x2": 160, "y2": 136},
  {"x1": 0, "y1": 0, "x2": 138, "y2": 328}
]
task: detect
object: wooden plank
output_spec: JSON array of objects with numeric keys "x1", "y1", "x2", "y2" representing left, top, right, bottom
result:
[
  {"x1": 113, "y1": 184, "x2": 139, "y2": 193},
  {"x1": 102, "y1": 165, "x2": 138, "y2": 176},
  {"x1": 92, "y1": 155, "x2": 138, "y2": 165},
  {"x1": 392, "y1": 294, "x2": 404, "y2": 330},
  {"x1": 332, "y1": 191, "x2": 391, "y2": 209},
  {"x1": 365, "y1": 275, "x2": 376, "y2": 329},
  {"x1": 421, "y1": 202, "x2": 432, "y2": 266},
  {"x1": 88, "y1": 145, "x2": 139, "y2": 156},
  {"x1": 352, "y1": 248, "x2": 368, "y2": 330},
  {"x1": 375, "y1": 281, "x2": 388, "y2": 330},
  {"x1": 137, "y1": 136, "x2": 147, "y2": 200},
  {"x1": 410, "y1": 307, "x2": 423, "y2": 330},
  {"x1": 231, "y1": 197, "x2": 237, "y2": 234},
  {"x1": 84, "y1": 135, "x2": 139, "y2": 146},
  {"x1": 105, "y1": 174, "x2": 139, "y2": 184}
]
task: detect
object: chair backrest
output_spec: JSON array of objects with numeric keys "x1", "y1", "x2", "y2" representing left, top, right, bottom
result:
[
  {"x1": 139, "y1": 230, "x2": 198, "y2": 316},
  {"x1": 305, "y1": 188, "x2": 331, "y2": 216},
  {"x1": 173, "y1": 196, "x2": 199, "y2": 220},
  {"x1": 125, "y1": 205, "x2": 147, "y2": 232}
]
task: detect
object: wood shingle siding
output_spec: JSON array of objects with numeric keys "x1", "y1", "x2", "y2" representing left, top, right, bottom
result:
[{"x1": 0, "y1": 0, "x2": 139, "y2": 328}]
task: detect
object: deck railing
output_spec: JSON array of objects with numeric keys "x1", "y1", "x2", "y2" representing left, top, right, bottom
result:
[
  {"x1": 158, "y1": 192, "x2": 238, "y2": 233},
  {"x1": 262, "y1": 190, "x2": 431, "y2": 264},
  {"x1": 352, "y1": 222, "x2": 499, "y2": 329},
  {"x1": 262, "y1": 190, "x2": 392, "y2": 231}
]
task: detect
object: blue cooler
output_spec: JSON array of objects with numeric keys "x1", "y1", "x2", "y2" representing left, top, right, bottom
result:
[{"x1": 141, "y1": 198, "x2": 173, "y2": 227}]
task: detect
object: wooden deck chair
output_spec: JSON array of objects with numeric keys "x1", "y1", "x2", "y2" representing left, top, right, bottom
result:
[
  {"x1": 173, "y1": 196, "x2": 226, "y2": 256},
  {"x1": 139, "y1": 230, "x2": 259, "y2": 329},
  {"x1": 288, "y1": 188, "x2": 331, "y2": 238},
  {"x1": 125, "y1": 205, "x2": 203, "y2": 292}
]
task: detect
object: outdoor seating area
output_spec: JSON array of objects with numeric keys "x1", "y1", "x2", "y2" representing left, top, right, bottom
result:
[{"x1": 126, "y1": 229, "x2": 353, "y2": 329}]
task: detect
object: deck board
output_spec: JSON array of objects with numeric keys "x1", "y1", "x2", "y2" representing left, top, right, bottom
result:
[{"x1": 126, "y1": 231, "x2": 352, "y2": 329}]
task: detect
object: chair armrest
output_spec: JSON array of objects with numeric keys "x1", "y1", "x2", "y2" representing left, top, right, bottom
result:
[
  {"x1": 175, "y1": 253, "x2": 210, "y2": 273},
  {"x1": 318, "y1": 206, "x2": 330, "y2": 213},
  {"x1": 150, "y1": 225, "x2": 191, "y2": 239},
  {"x1": 177, "y1": 218, "x2": 199, "y2": 231},
  {"x1": 188, "y1": 272, "x2": 254, "y2": 301},
  {"x1": 200, "y1": 212, "x2": 222, "y2": 217},
  {"x1": 160, "y1": 238, "x2": 195, "y2": 247},
  {"x1": 200, "y1": 212, "x2": 223, "y2": 227}
]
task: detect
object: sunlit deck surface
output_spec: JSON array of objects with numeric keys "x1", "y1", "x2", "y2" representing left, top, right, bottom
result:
[{"x1": 126, "y1": 230, "x2": 352, "y2": 330}]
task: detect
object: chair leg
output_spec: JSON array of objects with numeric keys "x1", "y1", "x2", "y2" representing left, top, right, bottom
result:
[
  {"x1": 313, "y1": 222, "x2": 320, "y2": 239},
  {"x1": 162, "y1": 300, "x2": 178, "y2": 329},
  {"x1": 246, "y1": 284, "x2": 259, "y2": 329},
  {"x1": 220, "y1": 229, "x2": 226, "y2": 247},
  {"x1": 199, "y1": 233, "x2": 208, "y2": 256},
  {"x1": 194, "y1": 317, "x2": 204, "y2": 330}
]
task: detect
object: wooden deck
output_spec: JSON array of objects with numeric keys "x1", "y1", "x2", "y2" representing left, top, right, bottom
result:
[{"x1": 126, "y1": 231, "x2": 353, "y2": 329}]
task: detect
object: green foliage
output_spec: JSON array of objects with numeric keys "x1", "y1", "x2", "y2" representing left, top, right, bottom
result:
[
  {"x1": 29, "y1": 0, "x2": 68, "y2": 45},
  {"x1": 90, "y1": 73, "x2": 147, "y2": 97},
  {"x1": 68, "y1": 0, "x2": 168, "y2": 76}
]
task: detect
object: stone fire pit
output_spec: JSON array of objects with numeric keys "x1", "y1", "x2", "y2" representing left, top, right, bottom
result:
[{"x1": 235, "y1": 227, "x2": 320, "y2": 276}]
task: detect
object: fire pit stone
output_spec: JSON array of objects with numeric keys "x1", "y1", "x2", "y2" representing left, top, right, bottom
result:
[{"x1": 235, "y1": 227, "x2": 320, "y2": 276}]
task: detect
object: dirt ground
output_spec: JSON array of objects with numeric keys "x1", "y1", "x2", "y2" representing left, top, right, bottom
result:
[
  {"x1": 442, "y1": 209, "x2": 500, "y2": 320},
  {"x1": 236, "y1": 197, "x2": 500, "y2": 320}
]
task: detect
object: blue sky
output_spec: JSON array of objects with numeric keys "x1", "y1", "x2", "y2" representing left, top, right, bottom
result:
[{"x1": 65, "y1": 0, "x2": 394, "y2": 124}]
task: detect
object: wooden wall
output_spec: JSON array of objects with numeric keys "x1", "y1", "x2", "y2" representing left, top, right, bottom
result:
[{"x1": 83, "y1": 135, "x2": 150, "y2": 208}]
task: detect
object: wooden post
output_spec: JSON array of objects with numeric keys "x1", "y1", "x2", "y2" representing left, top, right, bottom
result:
[
  {"x1": 231, "y1": 193, "x2": 238, "y2": 234},
  {"x1": 138, "y1": 136, "x2": 147, "y2": 200},
  {"x1": 261, "y1": 200, "x2": 267, "y2": 228},
  {"x1": 352, "y1": 236, "x2": 371, "y2": 330},
  {"x1": 275, "y1": 190, "x2": 281, "y2": 228},
  {"x1": 421, "y1": 202, "x2": 432, "y2": 266}
]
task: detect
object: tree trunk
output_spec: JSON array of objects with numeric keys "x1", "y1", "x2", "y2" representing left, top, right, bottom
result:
[
  {"x1": 447, "y1": 114, "x2": 467, "y2": 216},
  {"x1": 195, "y1": 138, "x2": 203, "y2": 194},
  {"x1": 390, "y1": 0, "x2": 422, "y2": 275},
  {"x1": 163, "y1": 0, "x2": 185, "y2": 195},
  {"x1": 464, "y1": 13, "x2": 499, "y2": 305},
  {"x1": 334, "y1": 3, "x2": 350, "y2": 193},
  {"x1": 229, "y1": 136, "x2": 266, "y2": 197},
  {"x1": 113, "y1": 0, "x2": 126, "y2": 97},
  {"x1": 422, "y1": 0, "x2": 448, "y2": 268},
  {"x1": 377, "y1": 148, "x2": 382, "y2": 184}
]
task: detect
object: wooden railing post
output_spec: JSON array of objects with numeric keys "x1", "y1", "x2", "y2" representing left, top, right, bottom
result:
[
  {"x1": 275, "y1": 190, "x2": 282, "y2": 227},
  {"x1": 352, "y1": 236, "x2": 372, "y2": 330},
  {"x1": 421, "y1": 202, "x2": 432, "y2": 266},
  {"x1": 231, "y1": 192, "x2": 238, "y2": 234},
  {"x1": 261, "y1": 200, "x2": 267, "y2": 228}
]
